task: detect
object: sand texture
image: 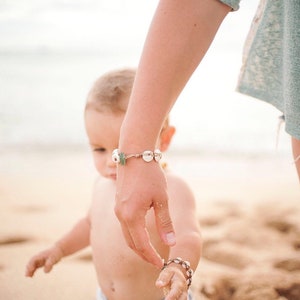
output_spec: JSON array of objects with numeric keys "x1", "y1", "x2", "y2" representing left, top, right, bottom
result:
[{"x1": 0, "y1": 150, "x2": 299, "y2": 299}]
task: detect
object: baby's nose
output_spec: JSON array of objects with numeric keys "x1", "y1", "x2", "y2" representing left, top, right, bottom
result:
[{"x1": 107, "y1": 157, "x2": 116, "y2": 168}]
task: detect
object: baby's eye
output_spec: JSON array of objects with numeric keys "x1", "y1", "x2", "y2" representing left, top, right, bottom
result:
[{"x1": 93, "y1": 147, "x2": 106, "y2": 153}]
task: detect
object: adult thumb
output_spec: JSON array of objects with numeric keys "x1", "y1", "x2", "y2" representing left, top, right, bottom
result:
[{"x1": 154, "y1": 199, "x2": 176, "y2": 246}]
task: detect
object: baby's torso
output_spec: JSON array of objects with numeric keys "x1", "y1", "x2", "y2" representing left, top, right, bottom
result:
[{"x1": 89, "y1": 178, "x2": 169, "y2": 300}]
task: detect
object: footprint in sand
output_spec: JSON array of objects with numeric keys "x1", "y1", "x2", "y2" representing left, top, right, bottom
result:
[
  {"x1": 199, "y1": 202, "x2": 242, "y2": 227},
  {"x1": 76, "y1": 253, "x2": 93, "y2": 262},
  {"x1": 274, "y1": 257, "x2": 300, "y2": 272},
  {"x1": 293, "y1": 238, "x2": 300, "y2": 250},
  {"x1": 0, "y1": 235, "x2": 33, "y2": 246},
  {"x1": 202, "y1": 241, "x2": 253, "y2": 270},
  {"x1": 265, "y1": 219, "x2": 295, "y2": 233},
  {"x1": 276, "y1": 283, "x2": 300, "y2": 300},
  {"x1": 265, "y1": 218, "x2": 300, "y2": 252},
  {"x1": 0, "y1": 235, "x2": 33, "y2": 272},
  {"x1": 205, "y1": 271, "x2": 300, "y2": 300},
  {"x1": 13, "y1": 204, "x2": 49, "y2": 213}
]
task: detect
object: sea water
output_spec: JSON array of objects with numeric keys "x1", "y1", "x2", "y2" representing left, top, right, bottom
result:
[{"x1": 0, "y1": 0, "x2": 291, "y2": 156}]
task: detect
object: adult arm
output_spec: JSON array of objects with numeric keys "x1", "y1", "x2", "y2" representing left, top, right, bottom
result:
[{"x1": 115, "y1": 0, "x2": 231, "y2": 268}]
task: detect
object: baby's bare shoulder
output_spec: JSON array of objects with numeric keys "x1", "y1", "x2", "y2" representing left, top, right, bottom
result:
[
  {"x1": 165, "y1": 172, "x2": 195, "y2": 203},
  {"x1": 165, "y1": 172, "x2": 191, "y2": 189}
]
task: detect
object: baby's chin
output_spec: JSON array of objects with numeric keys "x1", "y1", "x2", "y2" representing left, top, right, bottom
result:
[{"x1": 107, "y1": 174, "x2": 117, "y2": 181}]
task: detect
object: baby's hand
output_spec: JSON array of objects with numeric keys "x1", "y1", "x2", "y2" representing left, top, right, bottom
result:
[
  {"x1": 25, "y1": 245, "x2": 64, "y2": 277},
  {"x1": 156, "y1": 265, "x2": 188, "y2": 300}
]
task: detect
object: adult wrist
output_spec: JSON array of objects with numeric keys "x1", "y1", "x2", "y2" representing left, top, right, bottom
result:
[{"x1": 112, "y1": 149, "x2": 162, "y2": 165}]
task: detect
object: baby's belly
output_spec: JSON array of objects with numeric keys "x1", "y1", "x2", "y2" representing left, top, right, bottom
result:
[
  {"x1": 90, "y1": 209, "x2": 168, "y2": 300},
  {"x1": 98, "y1": 274, "x2": 164, "y2": 300},
  {"x1": 92, "y1": 241, "x2": 164, "y2": 300}
]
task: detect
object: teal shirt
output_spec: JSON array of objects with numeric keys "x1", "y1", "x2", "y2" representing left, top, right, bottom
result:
[
  {"x1": 220, "y1": 0, "x2": 300, "y2": 140},
  {"x1": 220, "y1": 0, "x2": 240, "y2": 11}
]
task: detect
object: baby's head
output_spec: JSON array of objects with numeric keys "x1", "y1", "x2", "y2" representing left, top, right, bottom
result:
[
  {"x1": 84, "y1": 68, "x2": 175, "y2": 180},
  {"x1": 85, "y1": 68, "x2": 134, "y2": 115}
]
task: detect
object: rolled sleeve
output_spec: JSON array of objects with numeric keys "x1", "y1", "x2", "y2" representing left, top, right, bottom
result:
[{"x1": 219, "y1": 0, "x2": 240, "y2": 11}]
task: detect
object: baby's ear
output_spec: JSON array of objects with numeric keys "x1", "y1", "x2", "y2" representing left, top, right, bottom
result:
[{"x1": 159, "y1": 126, "x2": 176, "y2": 152}]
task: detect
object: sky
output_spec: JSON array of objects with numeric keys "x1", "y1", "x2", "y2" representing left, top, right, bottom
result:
[{"x1": 2, "y1": 0, "x2": 290, "y2": 156}]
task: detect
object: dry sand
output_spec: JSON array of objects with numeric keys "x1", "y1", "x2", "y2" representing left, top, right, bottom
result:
[{"x1": 0, "y1": 149, "x2": 299, "y2": 299}]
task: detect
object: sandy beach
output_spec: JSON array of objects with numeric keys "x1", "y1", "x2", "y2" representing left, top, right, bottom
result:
[
  {"x1": 1, "y1": 1, "x2": 299, "y2": 298},
  {"x1": 0, "y1": 149, "x2": 299, "y2": 300}
]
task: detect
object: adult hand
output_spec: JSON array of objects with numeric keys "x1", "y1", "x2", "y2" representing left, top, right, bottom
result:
[
  {"x1": 114, "y1": 0, "x2": 230, "y2": 269},
  {"x1": 115, "y1": 160, "x2": 175, "y2": 268}
]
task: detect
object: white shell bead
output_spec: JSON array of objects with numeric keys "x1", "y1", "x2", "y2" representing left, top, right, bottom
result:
[
  {"x1": 112, "y1": 149, "x2": 120, "y2": 163},
  {"x1": 142, "y1": 150, "x2": 154, "y2": 162}
]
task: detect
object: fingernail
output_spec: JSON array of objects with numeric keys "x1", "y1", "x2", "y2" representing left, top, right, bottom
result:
[
  {"x1": 156, "y1": 280, "x2": 164, "y2": 287},
  {"x1": 166, "y1": 232, "x2": 176, "y2": 245}
]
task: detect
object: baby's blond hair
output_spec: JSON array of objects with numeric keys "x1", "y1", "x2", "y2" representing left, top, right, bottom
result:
[
  {"x1": 85, "y1": 68, "x2": 169, "y2": 128},
  {"x1": 85, "y1": 68, "x2": 136, "y2": 114}
]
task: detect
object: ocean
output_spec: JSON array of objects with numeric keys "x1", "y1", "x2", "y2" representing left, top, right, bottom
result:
[{"x1": 0, "y1": 0, "x2": 291, "y2": 157}]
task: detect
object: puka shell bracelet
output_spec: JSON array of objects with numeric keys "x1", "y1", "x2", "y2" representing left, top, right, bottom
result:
[
  {"x1": 112, "y1": 149, "x2": 162, "y2": 166},
  {"x1": 162, "y1": 257, "x2": 194, "y2": 288}
]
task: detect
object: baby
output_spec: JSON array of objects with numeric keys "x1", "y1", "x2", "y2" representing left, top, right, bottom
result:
[{"x1": 25, "y1": 68, "x2": 202, "y2": 300}]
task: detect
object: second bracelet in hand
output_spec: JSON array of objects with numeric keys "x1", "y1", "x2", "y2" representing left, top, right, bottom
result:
[
  {"x1": 112, "y1": 149, "x2": 162, "y2": 165},
  {"x1": 163, "y1": 257, "x2": 194, "y2": 288}
]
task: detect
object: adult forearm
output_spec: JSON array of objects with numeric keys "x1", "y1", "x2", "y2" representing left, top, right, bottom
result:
[{"x1": 120, "y1": 0, "x2": 230, "y2": 151}]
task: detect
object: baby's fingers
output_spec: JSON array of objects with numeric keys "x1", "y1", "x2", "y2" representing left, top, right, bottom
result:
[
  {"x1": 25, "y1": 263, "x2": 36, "y2": 277},
  {"x1": 44, "y1": 256, "x2": 57, "y2": 273},
  {"x1": 156, "y1": 268, "x2": 173, "y2": 288},
  {"x1": 25, "y1": 257, "x2": 46, "y2": 277},
  {"x1": 164, "y1": 282, "x2": 187, "y2": 300},
  {"x1": 156, "y1": 267, "x2": 188, "y2": 300}
]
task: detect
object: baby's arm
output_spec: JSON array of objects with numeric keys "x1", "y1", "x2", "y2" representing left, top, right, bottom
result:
[
  {"x1": 156, "y1": 175, "x2": 202, "y2": 300},
  {"x1": 26, "y1": 216, "x2": 90, "y2": 277}
]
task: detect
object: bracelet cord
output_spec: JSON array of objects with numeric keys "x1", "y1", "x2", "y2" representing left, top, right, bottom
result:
[{"x1": 162, "y1": 257, "x2": 193, "y2": 288}]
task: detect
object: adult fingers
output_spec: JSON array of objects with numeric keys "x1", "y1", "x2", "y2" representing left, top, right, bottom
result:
[
  {"x1": 127, "y1": 222, "x2": 164, "y2": 268},
  {"x1": 119, "y1": 217, "x2": 158, "y2": 264},
  {"x1": 119, "y1": 220, "x2": 136, "y2": 250},
  {"x1": 154, "y1": 195, "x2": 176, "y2": 247},
  {"x1": 114, "y1": 200, "x2": 141, "y2": 251},
  {"x1": 115, "y1": 195, "x2": 164, "y2": 268}
]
